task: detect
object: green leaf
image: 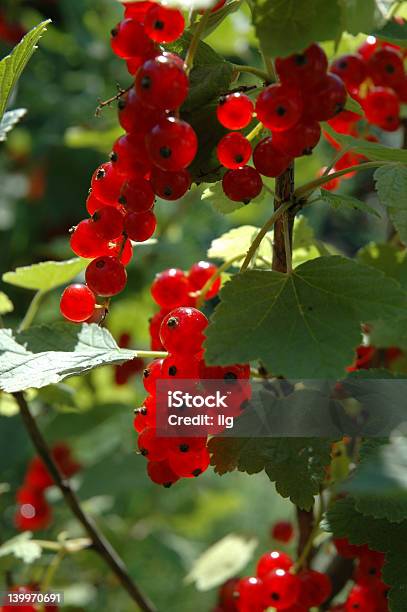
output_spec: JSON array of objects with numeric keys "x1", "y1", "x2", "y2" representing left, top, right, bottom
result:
[
  {"x1": 323, "y1": 124, "x2": 407, "y2": 162},
  {"x1": 204, "y1": 256, "x2": 407, "y2": 378},
  {"x1": 344, "y1": 94, "x2": 363, "y2": 116},
  {"x1": 357, "y1": 243, "x2": 407, "y2": 290},
  {"x1": 0, "y1": 323, "x2": 136, "y2": 393},
  {"x1": 373, "y1": 17, "x2": 407, "y2": 46},
  {"x1": 0, "y1": 532, "x2": 42, "y2": 564},
  {"x1": 2, "y1": 257, "x2": 88, "y2": 292},
  {"x1": 0, "y1": 20, "x2": 51, "y2": 120},
  {"x1": 37, "y1": 383, "x2": 78, "y2": 412},
  {"x1": 389, "y1": 208, "x2": 407, "y2": 246},
  {"x1": 253, "y1": 0, "x2": 342, "y2": 58},
  {"x1": 202, "y1": 0, "x2": 242, "y2": 37},
  {"x1": 341, "y1": 0, "x2": 385, "y2": 36},
  {"x1": 316, "y1": 189, "x2": 381, "y2": 218},
  {"x1": 0, "y1": 291, "x2": 14, "y2": 315},
  {"x1": 202, "y1": 179, "x2": 266, "y2": 212},
  {"x1": 64, "y1": 125, "x2": 122, "y2": 154},
  {"x1": 0, "y1": 108, "x2": 26, "y2": 142},
  {"x1": 375, "y1": 164, "x2": 407, "y2": 210}
]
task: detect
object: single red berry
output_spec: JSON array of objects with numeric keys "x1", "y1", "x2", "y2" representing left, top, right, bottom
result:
[
  {"x1": 235, "y1": 576, "x2": 264, "y2": 612},
  {"x1": 262, "y1": 569, "x2": 301, "y2": 610},
  {"x1": 146, "y1": 117, "x2": 198, "y2": 171},
  {"x1": 256, "y1": 550, "x2": 293, "y2": 578},
  {"x1": 303, "y1": 73, "x2": 347, "y2": 121},
  {"x1": 275, "y1": 43, "x2": 328, "y2": 87},
  {"x1": 218, "y1": 578, "x2": 240, "y2": 612},
  {"x1": 160, "y1": 307, "x2": 208, "y2": 354},
  {"x1": 161, "y1": 353, "x2": 201, "y2": 379},
  {"x1": 147, "y1": 459, "x2": 179, "y2": 487},
  {"x1": 252, "y1": 137, "x2": 292, "y2": 177},
  {"x1": 60, "y1": 284, "x2": 96, "y2": 323},
  {"x1": 222, "y1": 166, "x2": 262, "y2": 203},
  {"x1": 345, "y1": 584, "x2": 377, "y2": 611},
  {"x1": 298, "y1": 569, "x2": 332, "y2": 607},
  {"x1": 395, "y1": 74, "x2": 407, "y2": 103},
  {"x1": 91, "y1": 162, "x2": 124, "y2": 205},
  {"x1": 111, "y1": 132, "x2": 153, "y2": 178},
  {"x1": 255, "y1": 84, "x2": 303, "y2": 131},
  {"x1": 187, "y1": 261, "x2": 221, "y2": 300},
  {"x1": 334, "y1": 538, "x2": 368, "y2": 558},
  {"x1": 217, "y1": 93, "x2": 254, "y2": 130},
  {"x1": 368, "y1": 47, "x2": 404, "y2": 88},
  {"x1": 110, "y1": 18, "x2": 154, "y2": 59},
  {"x1": 363, "y1": 86, "x2": 400, "y2": 131},
  {"x1": 2, "y1": 586, "x2": 37, "y2": 612},
  {"x1": 167, "y1": 437, "x2": 206, "y2": 457},
  {"x1": 15, "y1": 487, "x2": 51, "y2": 531},
  {"x1": 150, "y1": 167, "x2": 191, "y2": 200},
  {"x1": 272, "y1": 120, "x2": 321, "y2": 157},
  {"x1": 331, "y1": 53, "x2": 367, "y2": 88},
  {"x1": 118, "y1": 88, "x2": 166, "y2": 137},
  {"x1": 24, "y1": 457, "x2": 53, "y2": 490},
  {"x1": 168, "y1": 446, "x2": 210, "y2": 477},
  {"x1": 136, "y1": 55, "x2": 189, "y2": 110},
  {"x1": 124, "y1": 210, "x2": 157, "y2": 242},
  {"x1": 149, "y1": 308, "x2": 171, "y2": 350},
  {"x1": 358, "y1": 37, "x2": 379, "y2": 60},
  {"x1": 107, "y1": 236, "x2": 133, "y2": 266},
  {"x1": 217, "y1": 132, "x2": 252, "y2": 169},
  {"x1": 355, "y1": 550, "x2": 385, "y2": 585},
  {"x1": 86, "y1": 191, "x2": 107, "y2": 215},
  {"x1": 120, "y1": 176, "x2": 155, "y2": 213},
  {"x1": 151, "y1": 268, "x2": 190, "y2": 308},
  {"x1": 271, "y1": 521, "x2": 294, "y2": 543},
  {"x1": 92, "y1": 206, "x2": 124, "y2": 240},
  {"x1": 85, "y1": 256, "x2": 127, "y2": 297},
  {"x1": 199, "y1": 361, "x2": 250, "y2": 381},
  {"x1": 144, "y1": 4, "x2": 185, "y2": 43},
  {"x1": 143, "y1": 359, "x2": 164, "y2": 394},
  {"x1": 134, "y1": 395, "x2": 157, "y2": 431},
  {"x1": 124, "y1": 1, "x2": 155, "y2": 22},
  {"x1": 138, "y1": 427, "x2": 169, "y2": 461},
  {"x1": 70, "y1": 219, "x2": 109, "y2": 259}
]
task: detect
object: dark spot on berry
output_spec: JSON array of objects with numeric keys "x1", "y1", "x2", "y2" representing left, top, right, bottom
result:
[
  {"x1": 143, "y1": 368, "x2": 150, "y2": 378},
  {"x1": 118, "y1": 195, "x2": 126, "y2": 205},
  {"x1": 110, "y1": 151, "x2": 118, "y2": 162},
  {"x1": 167, "y1": 316, "x2": 179, "y2": 328},
  {"x1": 163, "y1": 186, "x2": 173, "y2": 196},
  {"x1": 276, "y1": 105, "x2": 286, "y2": 116},
  {"x1": 368, "y1": 567, "x2": 377, "y2": 575},
  {"x1": 160, "y1": 146, "x2": 172, "y2": 159},
  {"x1": 118, "y1": 99, "x2": 126, "y2": 111},
  {"x1": 192, "y1": 468, "x2": 202, "y2": 477},
  {"x1": 271, "y1": 593, "x2": 280, "y2": 601},
  {"x1": 140, "y1": 448, "x2": 148, "y2": 456},
  {"x1": 153, "y1": 19, "x2": 165, "y2": 30},
  {"x1": 96, "y1": 168, "x2": 106, "y2": 180},
  {"x1": 339, "y1": 60, "x2": 348, "y2": 70},
  {"x1": 303, "y1": 147, "x2": 313, "y2": 155},
  {"x1": 163, "y1": 482, "x2": 172, "y2": 488},
  {"x1": 334, "y1": 102, "x2": 345, "y2": 115},
  {"x1": 179, "y1": 444, "x2": 189, "y2": 453},
  {"x1": 140, "y1": 407, "x2": 147, "y2": 416},
  {"x1": 224, "y1": 372, "x2": 237, "y2": 380},
  {"x1": 168, "y1": 365, "x2": 177, "y2": 376},
  {"x1": 385, "y1": 64, "x2": 395, "y2": 74},
  {"x1": 92, "y1": 211, "x2": 101, "y2": 222},
  {"x1": 294, "y1": 54, "x2": 307, "y2": 66},
  {"x1": 95, "y1": 259, "x2": 105, "y2": 269},
  {"x1": 235, "y1": 154, "x2": 244, "y2": 163},
  {"x1": 111, "y1": 28, "x2": 118, "y2": 37},
  {"x1": 243, "y1": 198, "x2": 251, "y2": 205},
  {"x1": 141, "y1": 76, "x2": 152, "y2": 90}
]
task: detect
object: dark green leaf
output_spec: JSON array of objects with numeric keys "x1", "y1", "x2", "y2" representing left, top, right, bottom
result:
[
  {"x1": 341, "y1": 0, "x2": 385, "y2": 36},
  {"x1": 375, "y1": 164, "x2": 407, "y2": 210},
  {"x1": 373, "y1": 17, "x2": 407, "y2": 46},
  {"x1": 324, "y1": 125, "x2": 407, "y2": 163},
  {"x1": 317, "y1": 189, "x2": 381, "y2": 218}
]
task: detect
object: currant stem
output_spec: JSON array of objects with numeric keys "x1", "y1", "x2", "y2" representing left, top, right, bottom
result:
[
  {"x1": 133, "y1": 350, "x2": 168, "y2": 359},
  {"x1": 185, "y1": 9, "x2": 212, "y2": 74},
  {"x1": 293, "y1": 494, "x2": 324, "y2": 572},
  {"x1": 195, "y1": 254, "x2": 245, "y2": 309},
  {"x1": 282, "y1": 214, "x2": 292, "y2": 274},
  {"x1": 231, "y1": 63, "x2": 269, "y2": 81},
  {"x1": 18, "y1": 290, "x2": 45, "y2": 332},
  {"x1": 246, "y1": 122, "x2": 263, "y2": 142}
]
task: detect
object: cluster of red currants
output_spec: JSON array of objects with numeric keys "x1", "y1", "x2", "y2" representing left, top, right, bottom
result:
[
  {"x1": 60, "y1": 1, "x2": 197, "y2": 324},
  {"x1": 15, "y1": 444, "x2": 80, "y2": 531},
  {"x1": 1, "y1": 585, "x2": 59, "y2": 612},
  {"x1": 216, "y1": 43, "x2": 347, "y2": 203}
]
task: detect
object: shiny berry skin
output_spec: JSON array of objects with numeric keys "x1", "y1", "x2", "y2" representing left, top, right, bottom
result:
[
  {"x1": 107, "y1": 236, "x2": 133, "y2": 266},
  {"x1": 217, "y1": 93, "x2": 254, "y2": 130},
  {"x1": 255, "y1": 84, "x2": 303, "y2": 131},
  {"x1": 85, "y1": 256, "x2": 127, "y2": 297},
  {"x1": 355, "y1": 550, "x2": 385, "y2": 585},
  {"x1": 70, "y1": 219, "x2": 109, "y2": 259},
  {"x1": 298, "y1": 569, "x2": 332, "y2": 607},
  {"x1": 92, "y1": 206, "x2": 124, "y2": 240},
  {"x1": 218, "y1": 578, "x2": 240, "y2": 612},
  {"x1": 124, "y1": 210, "x2": 157, "y2": 242},
  {"x1": 138, "y1": 427, "x2": 169, "y2": 461},
  {"x1": 117, "y1": 88, "x2": 166, "y2": 137},
  {"x1": 187, "y1": 261, "x2": 221, "y2": 300},
  {"x1": 149, "y1": 308, "x2": 170, "y2": 350},
  {"x1": 253, "y1": 137, "x2": 292, "y2": 177},
  {"x1": 110, "y1": 18, "x2": 154, "y2": 59},
  {"x1": 256, "y1": 550, "x2": 293, "y2": 578},
  {"x1": 275, "y1": 43, "x2": 328, "y2": 87},
  {"x1": 120, "y1": 176, "x2": 155, "y2": 213},
  {"x1": 333, "y1": 537, "x2": 368, "y2": 559},
  {"x1": 169, "y1": 446, "x2": 210, "y2": 477},
  {"x1": 222, "y1": 166, "x2": 262, "y2": 203},
  {"x1": 91, "y1": 162, "x2": 124, "y2": 205},
  {"x1": 160, "y1": 307, "x2": 208, "y2": 354},
  {"x1": 345, "y1": 584, "x2": 377, "y2": 611},
  {"x1": 151, "y1": 268, "x2": 190, "y2": 309},
  {"x1": 60, "y1": 284, "x2": 96, "y2": 323},
  {"x1": 146, "y1": 117, "x2": 198, "y2": 171},
  {"x1": 199, "y1": 361, "x2": 250, "y2": 382},
  {"x1": 150, "y1": 166, "x2": 191, "y2": 200},
  {"x1": 217, "y1": 132, "x2": 252, "y2": 169},
  {"x1": 236, "y1": 576, "x2": 264, "y2": 612},
  {"x1": 368, "y1": 47, "x2": 404, "y2": 88},
  {"x1": 271, "y1": 521, "x2": 294, "y2": 543},
  {"x1": 15, "y1": 487, "x2": 51, "y2": 531},
  {"x1": 144, "y1": 4, "x2": 185, "y2": 43},
  {"x1": 272, "y1": 120, "x2": 321, "y2": 157},
  {"x1": 363, "y1": 86, "x2": 400, "y2": 131},
  {"x1": 331, "y1": 53, "x2": 367, "y2": 88},
  {"x1": 124, "y1": 1, "x2": 155, "y2": 21},
  {"x1": 86, "y1": 191, "x2": 106, "y2": 215},
  {"x1": 136, "y1": 55, "x2": 188, "y2": 110},
  {"x1": 262, "y1": 569, "x2": 301, "y2": 610},
  {"x1": 304, "y1": 73, "x2": 347, "y2": 121},
  {"x1": 143, "y1": 359, "x2": 164, "y2": 394},
  {"x1": 162, "y1": 353, "x2": 201, "y2": 379},
  {"x1": 147, "y1": 459, "x2": 179, "y2": 487}
]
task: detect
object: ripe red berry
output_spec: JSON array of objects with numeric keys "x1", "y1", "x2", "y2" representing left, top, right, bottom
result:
[
  {"x1": 355, "y1": 550, "x2": 385, "y2": 585},
  {"x1": 333, "y1": 538, "x2": 368, "y2": 559},
  {"x1": 138, "y1": 427, "x2": 169, "y2": 461},
  {"x1": 161, "y1": 353, "x2": 201, "y2": 379},
  {"x1": 92, "y1": 206, "x2": 124, "y2": 240},
  {"x1": 271, "y1": 521, "x2": 294, "y2": 543},
  {"x1": 151, "y1": 268, "x2": 190, "y2": 308},
  {"x1": 262, "y1": 569, "x2": 301, "y2": 610},
  {"x1": 144, "y1": 4, "x2": 185, "y2": 43},
  {"x1": 60, "y1": 284, "x2": 96, "y2": 323},
  {"x1": 363, "y1": 86, "x2": 400, "y2": 131},
  {"x1": 70, "y1": 219, "x2": 109, "y2": 259},
  {"x1": 222, "y1": 166, "x2": 262, "y2": 203},
  {"x1": 146, "y1": 117, "x2": 198, "y2": 171},
  {"x1": 187, "y1": 261, "x2": 221, "y2": 300},
  {"x1": 275, "y1": 43, "x2": 328, "y2": 87},
  {"x1": 218, "y1": 578, "x2": 240, "y2": 612},
  {"x1": 345, "y1": 584, "x2": 377, "y2": 611},
  {"x1": 272, "y1": 121, "x2": 321, "y2": 157},
  {"x1": 147, "y1": 459, "x2": 179, "y2": 487},
  {"x1": 85, "y1": 256, "x2": 127, "y2": 297},
  {"x1": 111, "y1": 132, "x2": 153, "y2": 178},
  {"x1": 15, "y1": 487, "x2": 51, "y2": 531},
  {"x1": 304, "y1": 73, "x2": 347, "y2": 121},
  {"x1": 217, "y1": 93, "x2": 254, "y2": 130},
  {"x1": 253, "y1": 137, "x2": 292, "y2": 177},
  {"x1": 150, "y1": 167, "x2": 191, "y2": 200},
  {"x1": 136, "y1": 55, "x2": 189, "y2": 110},
  {"x1": 236, "y1": 576, "x2": 264, "y2": 612},
  {"x1": 124, "y1": 210, "x2": 157, "y2": 242},
  {"x1": 168, "y1": 446, "x2": 210, "y2": 477},
  {"x1": 149, "y1": 308, "x2": 170, "y2": 350},
  {"x1": 255, "y1": 84, "x2": 303, "y2": 131},
  {"x1": 368, "y1": 47, "x2": 404, "y2": 88},
  {"x1": 117, "y1": 88, "x2": 166, "y2": 137},
  {"x1": 256, "y1": 550, "x2": 293, "y2": 578},
  {"x1": 86, "y1": 191, "x2": 106, "y2": 215},
  {"x1": 124, "y1": 1, "x2": 155, "y2": 22},
  {"x1": 217, "y1": 132, "x2": 252, "y2": 169},
  {"x1": 91, "y1": 162, "x2": 124, "y2": 205},
  {"x1": 107, "y1": 236, "x2": 133, "y2": 266},
  {"x1": 160, "y1": 307, "x2": 208, "y2": 354},
  {"x1": 110, "y1": 18, "x2": 154, "y2": 59},
  {"x1": 120, "y1": 176, "x2": 155, "y2": 213},
  {"x1": 143, "y1": 359, "x2": 164, "y2": 394},
  {"x1": 331, "y1": 53, "x2": 367, "y2": 88},
  {"x1": 298, "y1": 569, "x2": 332, "y2": 607}
]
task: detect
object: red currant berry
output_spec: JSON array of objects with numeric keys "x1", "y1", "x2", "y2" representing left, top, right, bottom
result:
[
  {"x1": 255, "y1": 84, "x2": 303, "y2": 131},
  {"x1": 395, "y1": 74, "x2": 407, "y2": 103},
  {"x1": 253, "y1": 137, "x2": 292, "y2": 177},
  {"x1": 222, "y1": 166, "x2": 262, "y2": 203},
  {"x1": 275, "y1": 43, "x2": 328, "y2": 87},
  {"x1": 143, "y1": 359, "x2": 164, "y2": 394},
  {"x1": 160, "y1": 307, "x2": 208, "y2": 354},
  {"x1": 15, "y1": 487, "x2": 52, "y2": 531},
  {"x1": 124, "y1": 1, "x2": 154, "y2": 22},
  {"x1": 187, "y1": 261, "x2": 221, "y2": 300},
  {"x1": 345, "y1": 584, "x2": 377, "y2": 611},
  {"x1": 363, "y1": 86, "x2": 400, "y2": 131},
  {"x1": 355, "y1": 550, "x2": 385, "y2": 585},
  {"x1": 150, "y1": 166, "x2": 191, "y2": 200},
  {"x1": 358, "y1": 37, "x2": 379, "y2": 60},
  {"x1": 85, "y1": 256, "x2": 127, "y2": 297},
  {"x1": 120, "y1": 176, "x2": 155, "y2": 213},
  {"x1": 60, "y1": 284, "x2": 96, "y2": 323},
  {"x1": 92, "y1": 206, "x2": 124, "y2": 240},
  {"x1": 136, "y1": 55, "x2": 189, "y2": 110},
  {"x1": 86, "y1": 191, "x2": 107, "y2": 215},
  {"x1": 333, "y1": 538, "x2": 368, "y2": 559},
  {"x1": 167, "y1": 436, "x2": 206, "y2": 456},
  {"x1": 151, "y1": 269, "x2": 190, "y2": 309},
  {"x1": 146, "y1": 117, "x2": 198, "y2": 171},
  {"x1": 91, "y1": 162, "x2": 124, "y2": 205},
  {"x1": 138, "y1": 427, "x2": 169, "y2": 461},
  {"x1": 111, "y1": 133, "x2": 153, "y2": 178},
  {"x1": 70, "y1": 219, "x2": 109, "y2": 259},
  {"x1": 218, "y1": 578, "x2": 240, "y2": 612},
  {"x1": 149, "y1": 308, "x2": 170, "y2": 350},
  {"x1": 2, "y1": 586, "x2": 37, "y2": 612},
  {"x1": 144, "y1": 4, "x2": 185, "y2": 43},
  {"x1": 110, "y1": 18, "x2": 154, "y2": 59},
  {"x1": 262, "y1": 569, "x2": 301, "y2": 610},
  {"x1": 368, "y1": 47, "x2": 404, "y2": 88},
  {"x1": 147, "y1": 459, "x2": 179, "y2": 487},
  {"x1": 217, "y1": 93, "x2": 254, "y2": 130},
  {"x1": 118, "y1": 88, "x2": 166, "y2": 137},
  {"x1": 161, "y1": 353, "x2": 201, "y2": 379},
  {"x1": 217, "y1": 132, "x2": 252, "y2": 169},
  {"x1": 236, "y1": 576, "x2": 264, "y2": 612},
  {"x1": 124, "y1": 210, "x2": 157, "y2": 242},
  {"x1": 107, "y1": 237, "x2": 133, "y2": 266},
  {"x1": 272, "y1": 120, "x2": 321, "y2": 157},
  {"x1": 303, "y1": 73, "x2": 347, "y2": 121},
  {"x1": 331, "y1": 53, "x2": 367, "y2": 88},
  {"x1": 298, "y1": 569, "x2": 332, "y2": 607},
  {"x1": 256, "y1": 550, "x2": 293, "y2": 578},
  {"x1": 271, "y1": 521, "x2": 294, "y2": 543},
  {"x1": 168, "y1": 446, "x2": 210, "y2": 477}
]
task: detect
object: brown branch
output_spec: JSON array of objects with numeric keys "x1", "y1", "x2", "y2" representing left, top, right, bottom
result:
[
  {"x1": 14, "y1": 392, "x2": 156, "y2": 612},
  {"x1": 272, "y1": 163, "x2": 295, "y2": 272},
  {"x1": 95, "y1": 85, "x2": 131, "y2": 117},
  {"x1": 296, "y1": 507, "x2": 315, "y2": 562}
]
